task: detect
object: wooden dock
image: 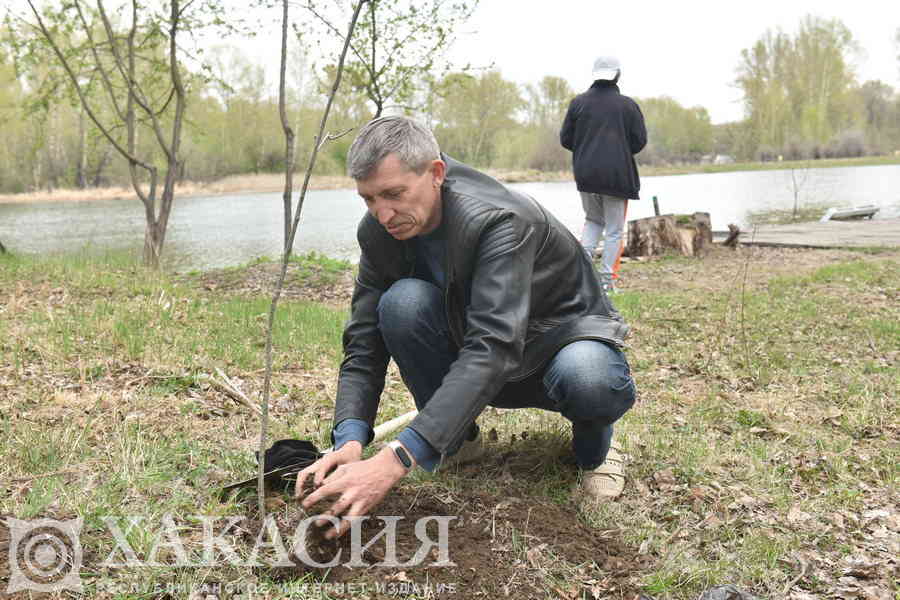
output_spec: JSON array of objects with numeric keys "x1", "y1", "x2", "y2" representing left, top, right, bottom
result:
[{"x1": 713, "y1": 219, "x2": 900, "y2": 249}]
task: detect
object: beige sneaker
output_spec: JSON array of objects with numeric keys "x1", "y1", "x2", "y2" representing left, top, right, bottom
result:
[
  {"x1": 440, "y1": 430, "x2": 485, "y2": 469},
  {"x1": 580, "y1": 443, "x2": 626, "y2": 501}
]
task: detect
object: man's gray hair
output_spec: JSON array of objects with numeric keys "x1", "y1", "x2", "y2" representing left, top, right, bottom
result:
[{"x1": 347, "y1": 116, "x2": 441, "y2": 180}]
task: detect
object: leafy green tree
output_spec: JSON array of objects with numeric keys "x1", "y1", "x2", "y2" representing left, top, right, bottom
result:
[
  {"x1": 736, "y1": 15, "x2": 859, "y2": 159},
  {"x1": 517, "y1": 76, "x2": 573, "y2": 170},
  {"x1": 736, "y1": 29, "x2": 791, "y2": 155},
  {"x1": 2, "y1": 17, "x2": 84, "y2": 191},
  {"x1": 204, "y1": 45, "x2": 283, "y2": 175},
  {"x1": 525, "y1": 76, "x2": 572, "y2": 128},
  {"x1": 896, "y1": 27, "x2": 900, "y2": 73},
  {"x1": 637, "y1": 96, "x2": 713, "y2": 164},
  {"x1": 432, "y1": 70, "x2": 523, "y2": 166},
  {"x1": 0, "y1": 44, "x2": 27, "y2": 192},
  {"x1": 787, "y1": 16, "x2": 858, "y2": 150},
  {"x1": 855, "y1": 80, "x2": 897, "y2": 154}
]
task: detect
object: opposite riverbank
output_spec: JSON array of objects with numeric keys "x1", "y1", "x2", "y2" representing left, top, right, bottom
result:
[{"x1": 2, "y1": 155, "x2": 898, "y2": 206}]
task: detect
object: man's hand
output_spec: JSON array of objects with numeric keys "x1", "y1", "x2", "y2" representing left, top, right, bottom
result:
[
  {"x1": 297, "y1": 446, "x2": 409, "y2": 539},
  {"x1": 294, "y1": 441, "x2": 363, "y2": 496}
]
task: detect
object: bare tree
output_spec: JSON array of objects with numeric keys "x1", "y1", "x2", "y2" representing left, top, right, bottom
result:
[
  {"x1": 302, "y1": 0, "x2": 478, "y2": 118},
  {"x1": 256, "y1": 0, "x2": 367, "y2": 521},
  {"x1": 279, "y1": 3, "x2": 297, "y2": 256},
  {"x1": 25, "y1": 0, "x2": 187, "y2": 268},
  {"x1": 788, "y1": 164, "x2": 811, "y2": 219}
]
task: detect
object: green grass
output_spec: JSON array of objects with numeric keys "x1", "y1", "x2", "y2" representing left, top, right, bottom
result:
[
  {"x1": 1, "y1": 249, "x2": 897, "y2": 599},
  {"x1": 1, "y1": 252, "x2": 347, "y2": 373},
  {"x1": 745, "y1": 204, "x2": 830, "y2": 225}
]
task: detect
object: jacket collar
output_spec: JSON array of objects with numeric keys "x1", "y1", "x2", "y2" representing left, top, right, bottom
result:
[{"x1": 589, "y1": 81, "x2": 620, "y2": 93}]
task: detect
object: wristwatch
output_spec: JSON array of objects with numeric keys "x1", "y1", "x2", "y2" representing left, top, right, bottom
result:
[{"x1": 387, "y1": 440, "x2": 413, "y2": 471}]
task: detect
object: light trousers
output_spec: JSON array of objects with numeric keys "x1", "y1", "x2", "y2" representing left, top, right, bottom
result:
[{"x1": 580, "y1": 192, "x2": 628, "y2": 280}]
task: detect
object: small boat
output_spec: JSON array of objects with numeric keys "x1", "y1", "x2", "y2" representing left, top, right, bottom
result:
[{"x1": 819, "y1": 206, "x2": 880, "y2": 222}]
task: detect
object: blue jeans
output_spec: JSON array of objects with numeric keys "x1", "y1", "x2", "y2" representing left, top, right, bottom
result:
[{"x1": 377, "y1": 278, "x2": 636, "y2": 469}]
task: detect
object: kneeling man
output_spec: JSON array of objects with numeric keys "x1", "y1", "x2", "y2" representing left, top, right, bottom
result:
[{"x1": 297, "y1": 116, "x2": 636, "y2": 538}]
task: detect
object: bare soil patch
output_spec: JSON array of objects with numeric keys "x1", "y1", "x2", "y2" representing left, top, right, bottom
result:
[
  {"x1": 242, "y1": 457, "x2": 651, "y2": 599},
  {"x1": 186, "y1": 260, "x2": 356, "y2": 307}
]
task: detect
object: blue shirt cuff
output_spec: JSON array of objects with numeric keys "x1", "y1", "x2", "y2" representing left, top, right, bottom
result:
[
  {"x1": 397, "y1": 427, "x2": 440, "y2": 472},
  {"x1": 332, "y1": 418, "x2": 372, "y2": 451}
]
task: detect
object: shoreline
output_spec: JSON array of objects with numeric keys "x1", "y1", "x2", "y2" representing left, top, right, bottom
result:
[{"x1": 2, "y1": 155, "x2": 897, "y2": 206}]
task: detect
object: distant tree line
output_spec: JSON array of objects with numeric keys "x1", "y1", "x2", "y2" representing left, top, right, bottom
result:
[
  {"x1": 733, "y1": 16, "x2": 900, "y2": 161},
  {"x1": 1, "y1": 13, "x2": 898, "y2": 195}
]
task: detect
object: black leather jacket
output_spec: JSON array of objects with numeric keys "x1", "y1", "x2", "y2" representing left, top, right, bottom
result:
[{"x1": 333, "y1": 156, "x2": 630, "y2": 455}]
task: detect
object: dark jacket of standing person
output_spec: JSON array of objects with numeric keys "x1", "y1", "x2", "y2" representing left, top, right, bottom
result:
[
  {"x1": 560, "y1": 80, "x2": 647, "y2": 199},
  {"x1": 333, "y1": 155, "x2": 629, "y2": 456}
]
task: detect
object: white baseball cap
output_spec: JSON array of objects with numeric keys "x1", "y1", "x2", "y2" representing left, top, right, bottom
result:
[{"x1": 591, "y1": 56, "x2": 621, "y2": 81}]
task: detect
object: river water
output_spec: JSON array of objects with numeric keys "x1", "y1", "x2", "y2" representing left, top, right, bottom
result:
[{"x1": 2, "y1": 164, "x2": 898, "y2": 271}]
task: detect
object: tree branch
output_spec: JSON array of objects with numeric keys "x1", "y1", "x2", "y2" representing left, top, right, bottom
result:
[
  {"x1": 97, "y1": 0, "x2": 174, "y2": 165},
  {"x1": 24, "y1": 0, "x2": 153, "y2": 182},
  {"x1": 73, "y1": 0, "x2": 126, "y2": 121},
  {"x1": 301, "y1": 2, "x2": 371, "y2": 81},
  {"x1": 279, "y1": 0, "x2": 294, "y2": 255}
]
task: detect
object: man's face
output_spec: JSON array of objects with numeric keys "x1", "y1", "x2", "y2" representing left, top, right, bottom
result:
[{"x1": 356, "y1": 153, "x2": 446, "y2": 240}]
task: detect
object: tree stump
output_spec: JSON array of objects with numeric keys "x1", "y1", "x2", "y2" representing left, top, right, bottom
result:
[{"x1": 625, "y1": 212, "x2": 712, "y2": 258}]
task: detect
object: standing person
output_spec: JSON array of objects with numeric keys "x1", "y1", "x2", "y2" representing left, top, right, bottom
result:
[
  {"x1": 560, "y1": 55, "x2": 647, "y2": 292},
  {"x1": 296, "y1": 116, "x2": 636, "y2": 539}
]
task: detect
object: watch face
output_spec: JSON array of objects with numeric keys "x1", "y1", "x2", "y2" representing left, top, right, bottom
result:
[{"x1": 394, "y1": 446, "x2": 412, "y2": 469}]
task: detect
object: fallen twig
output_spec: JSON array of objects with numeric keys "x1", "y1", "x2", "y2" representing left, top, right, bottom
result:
[
  {"x1": 782, "y1": 555, "x2": 809, "y2": 596},
  {"x1": 200, "y1": 370, "x2": 262, "y2": 417}
]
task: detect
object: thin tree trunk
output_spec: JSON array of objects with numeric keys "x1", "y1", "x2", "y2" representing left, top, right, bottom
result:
[
  {"x1": 143, "y1": 224, "x2": 162, "y2": 268},
  {"x1": 76, "y1": 106, "x2": 87, "y2": 189},
  {"x1": 91, "y1": 146, "x2": 112, "y2": 187},
  {"x1": 280, "y1": 0, "x2": 295, "y2": 257},
  {"x1": 257, "y1": 0, "x2": 368, "y2": 521},
  {"x1": 0, "y1": 239, "x2": 7, "y2": 254}
]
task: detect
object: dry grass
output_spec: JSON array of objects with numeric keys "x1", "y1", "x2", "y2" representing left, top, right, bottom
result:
[{"x1": 1, "y1": 247, "x2": 897, "y2": 599}]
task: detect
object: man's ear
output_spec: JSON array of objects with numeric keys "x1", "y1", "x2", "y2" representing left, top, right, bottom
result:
[{"x1": 430, "y1": 159, "x2": 446, "y2": 188}]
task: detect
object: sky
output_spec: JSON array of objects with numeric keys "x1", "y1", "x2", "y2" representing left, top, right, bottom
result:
[
  {"x1": 446, "y1": 0, "x2": 900, "y2": 123},
  {"x1": 8, "y1": 0, "x2": 899, "y2": 125}
]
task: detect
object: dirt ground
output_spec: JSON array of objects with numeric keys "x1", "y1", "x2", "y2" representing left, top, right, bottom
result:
[
  {"x1": 252, "y1": 459, "x2": 651, "y2": 599},
  {"x1": 0, "y1": 448, "x2": 650, "y2": 600}
]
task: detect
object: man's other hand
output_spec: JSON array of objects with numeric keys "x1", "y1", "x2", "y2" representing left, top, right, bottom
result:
[
  {"x1": 294, "y1": 441, "x2": 363, "y2": 498},
  {"x1": 298, "y1": 446, "x2": 408, "y2": 539}
]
